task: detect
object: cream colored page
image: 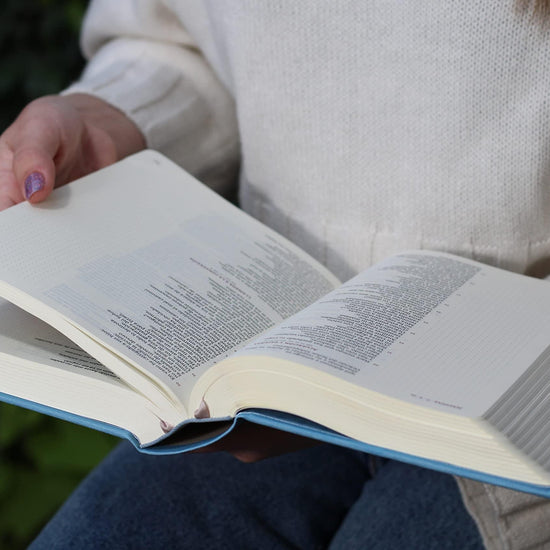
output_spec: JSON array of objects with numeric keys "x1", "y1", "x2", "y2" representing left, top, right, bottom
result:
[
  {"x1": 237, "y1": 251, "x2": 550, "y2": 417},
  {"x1": 0, "y1": 298, "x2": 168, "y2": 445},
  {"x1": 0, "y1": 151, "x2": 338, "y2": 404},
  {"x1": 0, "y1": 298, "x2": 120, "y2": 384}
]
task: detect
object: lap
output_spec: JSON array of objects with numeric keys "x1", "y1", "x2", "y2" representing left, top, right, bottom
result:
[
  {"x1": 30, "y1": 442, "x2": 484, "y2": 549},
  {"x1": 329, "y1": 459, "x2": 484, "y2": 549}
]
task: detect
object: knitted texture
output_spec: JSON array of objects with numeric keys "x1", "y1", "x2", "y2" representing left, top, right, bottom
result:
[
  {"x1": 457, "y1": 477, "x2": 550, "y2": 550},
  {"x1": 64, "y1": 1, "x2": 240, "y2": 194},
  {"x1": 68, "y1": 0, "x2": 550, "y2": 282},
  {"x1": 66, "y1": 3, "x2": 550, "y2": 547}
]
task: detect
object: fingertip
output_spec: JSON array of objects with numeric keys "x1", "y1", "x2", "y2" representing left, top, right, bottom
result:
[
  {"x1": 22, "y1": 168, "x2": 55, "y2": 204},
  {"x1": 24, "y1": 171, "x2": 46, "y2": 201},
  {"x1": 13, "y1": 148, "x2": 56, "y2": 204}
]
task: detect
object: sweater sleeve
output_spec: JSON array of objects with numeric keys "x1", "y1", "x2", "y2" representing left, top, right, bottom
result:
[{"x1": 63, "y1": 0, "x2": 240, "y2": 194}]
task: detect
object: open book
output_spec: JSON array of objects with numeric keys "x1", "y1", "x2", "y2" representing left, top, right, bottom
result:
[{"x1": 2, "y1": 151, "x2": 550, "y2": 496}]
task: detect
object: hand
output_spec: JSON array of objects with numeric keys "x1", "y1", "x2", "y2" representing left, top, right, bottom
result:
[
  {"x1": 0, "y1": 93, "x2": 146, "y2": 210},
  {"x1": 195, "y1": 422, "x2": 319, "y2": 463}
]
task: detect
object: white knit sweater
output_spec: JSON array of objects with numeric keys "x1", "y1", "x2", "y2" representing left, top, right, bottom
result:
[{"x1": 65, "y1": 2, "x2": 550, "y2": 548}]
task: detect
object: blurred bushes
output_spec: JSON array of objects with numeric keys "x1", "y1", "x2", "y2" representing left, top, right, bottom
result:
[
  {"x1": 0, "y1": 0, "x2": 87, "y2": 131},
  {"x1": 0, "y1": 405, "x2": 117, "y2": 549},
  {"x1": 0, "y1": 2, "x2": 119, "y2": 549}
]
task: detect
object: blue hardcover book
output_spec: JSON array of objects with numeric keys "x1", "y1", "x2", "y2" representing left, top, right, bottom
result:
[{"x1": 2, "y1": 151, "x2": 550, "y2": 497}]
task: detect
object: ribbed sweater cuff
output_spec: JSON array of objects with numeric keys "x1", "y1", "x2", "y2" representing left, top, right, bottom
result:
[{"x1": 63, "y1": 37, "x2": 239, "y2": 192}]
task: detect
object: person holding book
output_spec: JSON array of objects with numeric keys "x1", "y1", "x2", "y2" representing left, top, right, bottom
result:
[{"x1": 2, "y1": 1, "x2": 550, "y2": 548}]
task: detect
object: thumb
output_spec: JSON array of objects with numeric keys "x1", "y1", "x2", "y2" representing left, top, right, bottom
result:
[
  {"x1": 11, "y1": 117, "x2": 60, "y2": 204},
  {"x1": 14, "y1": 146, "x2": 56, "y2": 204}
]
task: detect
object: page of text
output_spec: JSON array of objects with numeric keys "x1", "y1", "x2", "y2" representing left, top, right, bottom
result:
[
  {"x1": 0, "y1": 299, "x2": 120, "y2": 384},
  {"x1": 0, "y1": 152, "x2": 338, "y2": 404},
  {"x1": 237, "y1": 252, "x2": 550, "y2": 417}
]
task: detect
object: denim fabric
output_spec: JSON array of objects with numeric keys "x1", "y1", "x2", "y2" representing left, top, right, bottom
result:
[{"x1": 30, "y1": 442, "x2": 483, "y2": 549}]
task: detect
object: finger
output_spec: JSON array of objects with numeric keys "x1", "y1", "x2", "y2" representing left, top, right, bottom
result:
[
  {"x1": 13, "y1": 147, "x2": 57, "y2": 204},
  {"x1": 10, "y1": 117, "x2": 60, "y2": 204}
]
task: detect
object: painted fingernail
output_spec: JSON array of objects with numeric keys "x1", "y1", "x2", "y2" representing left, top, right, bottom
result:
[{"x1": 24, "y1": 172, "x2": 45, "y2": 200}]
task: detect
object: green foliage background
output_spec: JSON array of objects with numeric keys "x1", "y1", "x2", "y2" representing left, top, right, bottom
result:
[{"x1": 0, "y1": 2, "x2": 118, "y2": 548}]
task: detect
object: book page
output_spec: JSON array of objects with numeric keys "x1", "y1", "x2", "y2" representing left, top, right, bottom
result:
[
  {"x1": 0, "y1": 151, "x2": 338, "y2": 405},
  {"x1": 0, "y1": 298, "x2": 174, "y2": 444},
  {"x1": 0, "y1": 299, "x2": 119, "y2": 384},
  {"x1": 236, "y1": 251, "x2": 550, "y2": 417}
]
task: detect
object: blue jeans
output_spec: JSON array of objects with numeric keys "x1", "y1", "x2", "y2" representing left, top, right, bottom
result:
[{"x1": 30, "y1": 442, "x2": 484, "y2": 549}]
